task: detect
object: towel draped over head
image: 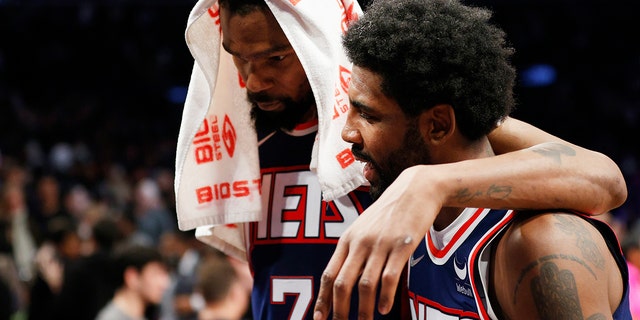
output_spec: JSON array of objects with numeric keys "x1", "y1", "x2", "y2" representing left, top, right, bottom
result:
[{"x1": 174, "y1": 0, "x2": 366, "y2": 261}]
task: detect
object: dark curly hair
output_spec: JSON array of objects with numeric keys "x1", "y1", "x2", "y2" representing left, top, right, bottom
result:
[{"x1": 343, "y1": 0, "x2": 516, "y2": 140}]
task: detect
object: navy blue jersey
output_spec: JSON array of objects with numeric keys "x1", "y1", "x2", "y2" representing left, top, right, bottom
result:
[
  {"x1": 248, "y1": 122, "x2": 384, "y2": 320},
  {"x1": 407, "y1": 208, "x2": 632, "y2": 320}
]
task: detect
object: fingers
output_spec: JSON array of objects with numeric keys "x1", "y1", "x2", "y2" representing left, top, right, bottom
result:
[
  {"x1": 357, "y1": 252, "x2": 386, "y2": 319},
  {"x1": 314, "y1": 242, "x2": 349, "y2": 320},
  {"x1": 331, "y1": 248, "x2": 368, "y2": 319},
  {"x1": 377, "y1": 249, "x2": 409, "y2": 315},
  {"x1": 315, "y1": 235, "x2": 416, "y2": 320}
]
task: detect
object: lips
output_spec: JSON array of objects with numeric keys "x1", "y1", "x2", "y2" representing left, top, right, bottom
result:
[
  {"x1": 352, "y1": 151, "x2": 376, "y2": 182},
  {"x1": 256, "y1": 101, "x2": 283, "y2": 112},
  {"x1": 362, "y1": 161, "x2": 375, "y2": 182}
]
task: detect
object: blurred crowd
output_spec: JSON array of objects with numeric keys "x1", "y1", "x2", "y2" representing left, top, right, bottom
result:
[
  {"x1": 0, "y1": 159, "x2": 253, "y2": 319},
  {"x1": 0, "y1": 0, "x2": 639, "y2": 319}
]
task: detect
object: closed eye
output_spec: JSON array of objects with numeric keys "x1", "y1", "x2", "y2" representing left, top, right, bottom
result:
[{"x1": 269, "y1": 55, "x2": 286, "y2": 62}]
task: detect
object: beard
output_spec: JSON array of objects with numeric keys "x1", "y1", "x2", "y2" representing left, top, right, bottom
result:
[
  {"x1": 352, "y1": 121, "x2": 431, "y2": 201},
  {"x1": 249, "y1": 90, "x2": 316, "y2": 132}
]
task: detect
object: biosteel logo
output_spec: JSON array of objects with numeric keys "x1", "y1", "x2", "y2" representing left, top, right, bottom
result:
[
  {"x1": 333, "y1": 65, "x2": 351, "y2": 120},
  {"x1": 193, "y1": 114, "x2": 237, "y2": 164}
]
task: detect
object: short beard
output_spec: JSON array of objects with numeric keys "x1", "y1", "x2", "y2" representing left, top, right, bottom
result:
[
  {"x1": 250, "y1": 91, "x2": 315, "y2": 132},
  {"x1": 368, "y1": 122, "x2": 430, "y2": 201}
]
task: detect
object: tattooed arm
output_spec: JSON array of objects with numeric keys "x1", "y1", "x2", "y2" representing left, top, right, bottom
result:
[
  {"x1": 492, "y1": 212, "x2": 624, "y2": 320},
  {"x1": 486, "y1": 117, "x2": 626, "y2": 214}
]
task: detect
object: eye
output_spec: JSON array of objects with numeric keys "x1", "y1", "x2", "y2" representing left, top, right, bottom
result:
[
  {"x1": 359, "y1": 111, "x2": 372, "y2": 120},
  {"x1": 269, "y1": 55, "x2": 286, "y2": 62}
]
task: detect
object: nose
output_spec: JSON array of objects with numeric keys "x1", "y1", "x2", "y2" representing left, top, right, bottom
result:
[
  {"x1": 341, "y1": 109, "x2": 362, "y2": 145},
  {"x1": 244, "y1": 63, "x2": 272, "y2": 93}
]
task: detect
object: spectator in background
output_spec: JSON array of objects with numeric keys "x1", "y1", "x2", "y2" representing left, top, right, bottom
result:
[
  {"x1": 133, "y1": 178, "x2": 175, "y2": 245},
  {"x1": 103, "y1": 164, "x2": 134, "y2": 215},
  {"x1": 29, "y1": 174, "x2": 71, "y2": 244},
  {"x1": 1, "y1": 183, "x2": 38, "y2": 284},
  {"x1": 28, "y1": 216, "x2": 81, "y2": 320},
  {"x1": 154, "y1": 168, "x2": 177, "y2": 215},
  {"x1": 195, "y1": 254, "x2": 251, "y2": 320},
  {"x1": 63, "y1": 183, "x2": 97, "y2": 245},
  {"x1": 159, "y1": 228, "x2": 204, "y2": 320},
  {"x1": 55, "y1": 217, "x2": 124, "y2": 320},
  {"x1": 0, "y1": 220, "x2": 28, "y2": 319},
  {"x1": 96, "y1": 243, "x2": 171, "y2": 320}
]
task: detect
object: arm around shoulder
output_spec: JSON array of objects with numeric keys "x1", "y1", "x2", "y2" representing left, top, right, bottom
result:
[{"x1": 484, "y1": 116, "x2": 627, "y2": 214}]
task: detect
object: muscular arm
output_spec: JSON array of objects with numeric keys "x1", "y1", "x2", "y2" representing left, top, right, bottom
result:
[
  {"x1": 492, "y1": 212, "x2": 624, "y2": 320},
  {"x1": 483, "y1": 116, "x2": 626, "y2": 214}
]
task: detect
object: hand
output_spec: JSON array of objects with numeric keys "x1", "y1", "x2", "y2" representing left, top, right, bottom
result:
[
  {"x1": 35, "y1": 243, "x2": 64, "y2": 293},
  {"x1": 313, "y1": 166, "x2": 442, "y2": 320}
]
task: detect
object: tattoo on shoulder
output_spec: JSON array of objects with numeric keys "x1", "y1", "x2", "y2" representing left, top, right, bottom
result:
[
  {"x1": 586, "y1": 314, "x2": 607, "y2": 320},
  {"x1": 513, "y1": 254, "x2": 596, "y2": 305},
  {"x1": 453, "y1": 184, "x2": 512, "y2": 204},
  {"x1": 531, "y1": 143, "x2": 576, "y2": 164},
  {"x1": 554, "y1": 215, "x2": 605, "y2": 270},
  {"x1": 531, "y1": 261, "x2": 583, "y2": 320}
]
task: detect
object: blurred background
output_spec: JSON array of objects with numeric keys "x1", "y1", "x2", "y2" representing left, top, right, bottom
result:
[{"x1": 0, "y1": 0, "x2": 639, "y2": 319}]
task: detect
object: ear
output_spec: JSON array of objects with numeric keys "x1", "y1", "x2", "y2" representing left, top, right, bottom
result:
[
  {"x1": 123, "y1": 266, "x2": 139, "y2": 288},
  {"x1": 419, "y1": 104, "x2": 455, "y2": 145}
]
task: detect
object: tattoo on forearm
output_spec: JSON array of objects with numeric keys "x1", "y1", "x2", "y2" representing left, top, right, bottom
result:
[
  {"x1": 453, "y1": 185, "x2": 512, "y2": 204},
  {"x1": 531, "y1": 143, "x2": 576, "y2": 164},
  {"x1": 513, "y1": 254, "x2": 595, "y2": 305},
  {"x1": 453, "y1": 188, "x2": 481, "y2": 203},
  {"x1": 487, "y1": 184, "x2": 512, "y2": 199},
  {"x1": 554, "y1": 215, "x2": 605, "y2": 269},
  {"x1": 531, "y1": 262, "x2": 583, "y2": 320}
]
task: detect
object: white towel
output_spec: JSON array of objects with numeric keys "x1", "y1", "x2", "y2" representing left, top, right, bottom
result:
[{"x1": 174, "y1": 0, "x2": 366, "y2": 261}]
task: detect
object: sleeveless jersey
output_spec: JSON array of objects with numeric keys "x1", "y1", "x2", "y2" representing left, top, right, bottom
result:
[
  {"x1": 407, "y1": 208, "x2": 632, "y2": 320},
  {"x1": 248, "y1": 122, "x2": 387, "y2": 320}
]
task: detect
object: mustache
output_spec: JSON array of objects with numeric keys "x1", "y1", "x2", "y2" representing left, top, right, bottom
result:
[
  {"x1": 351, "y1": 146, "x2": 372, "y2": 163},
  {"x1": 247, "y1": 91, "x2": 275, "y2": 103}
]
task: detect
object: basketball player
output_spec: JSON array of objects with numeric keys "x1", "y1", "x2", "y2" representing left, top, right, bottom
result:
[
  {"x1": 314, "y1": 0, "x2": 632, "y2": 319},
  {"x1": 187, "y1": 0, "x2": 627, "y2": 319}
]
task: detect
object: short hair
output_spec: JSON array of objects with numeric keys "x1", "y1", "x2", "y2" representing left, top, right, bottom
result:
[
  {"x1": 109, "y1": 243, "x2": 165, "y2": 288},
  {"x1": 343, "y1": 0, "x2": 516, "y2": 140},
  {"x1": 91, "y1": 217, "x2": 123, "y2": 252},
  {"x1": 196, "y1": 256, "x2": 238, "y2": 303}
]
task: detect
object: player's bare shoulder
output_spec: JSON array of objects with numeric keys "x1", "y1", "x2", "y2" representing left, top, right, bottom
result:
[{"x1": 490, "y1": 211, "x2": 624, "y2": 320}]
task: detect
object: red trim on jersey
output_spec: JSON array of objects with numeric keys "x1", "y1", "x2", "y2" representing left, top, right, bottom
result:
[
  {"x1": 293, "y1": 117, "x2": 319, "y2": 131},
  {"x1": 468, "y1": 210, "x2": 515, "y2": 320},
  {"x1": 408, "y1": 291, "x2": 481, "y2": 319},
  {"x1": 427, "y1": 208, "x2": 486, "y2": 259},
  {"x1": 261, "y1": 164, "x2": 310, "y2": 174}
]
